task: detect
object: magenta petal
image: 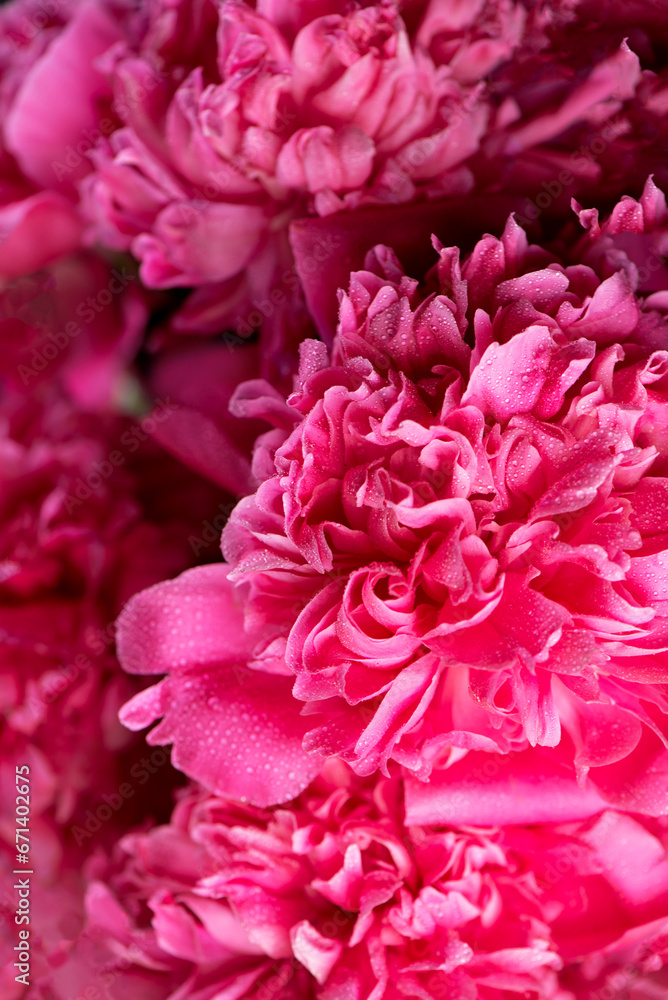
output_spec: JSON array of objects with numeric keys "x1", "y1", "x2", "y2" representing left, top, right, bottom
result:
[
  {"x1": 563, "y1": 271, "x2": 640, "y2": 345},
  {"x1": 404, "y1": 748, "x2": 608, "y2": 826},
  {"x1": 570, "y1": 701, "x2": 643, "y2": 772},
  {"x1": 462, "y1": 325, "x2": 595, "y2": 422},
  {"x1": 117, "y1": 566, "x2": 321, "y2": 805},
  {"x1": 134, "y1": 663, "x2": 322, "y2": 806},
  {"x1": 290, "y1": 921, "x2": 344, "y2": 984},
  {"x1": 581, "y1": 811, "x2": 668, "y2": 908},
  {"x1": 0, "y1": 193, "x2": 83, "y2": 276},
  {"x1": 119, "y1": 682, "x2": 167, "y2": 730},
  {"x1": 502, "y1": 41, "x2": 641, "y2": 154},
  {"x1": 588, "y1": 730, "x2": 668, "y2": 816},
  {"x1": 276, "y1": 126, "x2": 375, "y2": 194},
  {"x1": 116, "y1": 565, "x2": 242, "y2": 675},
  {"x1": 5, "y1": 0, "x2": 122, "y2": 191},
  {"x1": 135, "y1": 201, "x2": 268, "y2": 287}
]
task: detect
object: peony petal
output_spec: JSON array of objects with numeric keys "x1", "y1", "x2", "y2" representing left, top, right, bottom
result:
[
  {"x1": 0, "y1": 193, "x2": 83, "y2": 276},
  {"x1": 117, "y1": 566, "x2": 321, "y2": 805},
  {"x1": 149, "y1": 405, "x2": 253, "y2": 495},
  {"x1": 291, "y1": 921, "x2": 343, "y2": 984},
  {"x1": 4, "y1": 0, "x2": 122, "y2": 191},
  {"x1": 135, "y1": 201, "x2": 268, "y2": 287},
  {"x1": 405, "y1": 747, "x2": 608, "y2": 826}
]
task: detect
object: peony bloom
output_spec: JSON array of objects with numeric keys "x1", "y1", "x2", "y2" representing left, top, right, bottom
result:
[
  {"x1": 36, "y1": 763, "x2": 668, "y2": 1000},
  {"x1": 72, "y1": 0, "x2": 668, "y2": 364},
  {"x1": 35, "y1": 776, "x2": 322, "y2": 1000},
  {"x1": 0, "y1": 0, "x2": 135, "y2": 275},
  {"x1": 0, "y1": 243, "x2": 275, "y2": 492},
  {"x1": 119, "y1": 179, "x2": 668, "y2": 815},
  {"x1": 0, "y1": 0, "x2": 663, "y2": 380},
  {"x1": 0, "y1": 382, "x2": 222, "y2": 848},
  {"x1": 79, "y1": 0, "x2": 487, "y2": 281}
]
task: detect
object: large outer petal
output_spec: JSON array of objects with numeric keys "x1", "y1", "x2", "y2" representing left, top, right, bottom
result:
[
  {"x1": 404, "y1": 747, "x2": 608, "y2": 826},
  {"x1": 117, "y1": 565, "x2": 321, "y2": 806}
]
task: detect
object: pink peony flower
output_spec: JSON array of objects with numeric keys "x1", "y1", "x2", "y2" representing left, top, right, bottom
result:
[
  {"x1": 80, "y1": 0, "x2": 484, "y2": 283},
  {"x1": 0, "y1": 0, "x2": 134, "y2": 275},
  {"x1": 119, "y1": 179, "x2": 668, "y2": 815},
  {"x1": 36, "y1": 780, "x2": 319, "y2": 1000},
  {"x1": 0, "y1": 382, "x2": 222, "y2": 846},
  {"x1": 0, "y1": 0, "x2": 664, "y2": 381},
  {"x1": 0, "y1": 0, "x2": 661, "y2": 386},
  {"x1": 71, "y1": 0, "x2": 668, "y2": 368},
  {"x1": 36, "y1": 764, "x2": 668, "y2": 1000}
]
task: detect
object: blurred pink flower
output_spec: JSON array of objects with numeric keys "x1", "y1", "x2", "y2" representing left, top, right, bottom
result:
[
  {"x1": 119, "y1": 180, "x2": 668, "y2": 814},
  {"x1": 0, "y1": 383, "x2": 222, "y2": 847},
  {"x1": 81, "y1": 0, "x2": 484, "y2": 283},
  {"x1": 36, "y1": 764, "x2": 668, "y2": 1000},
  {"x1": 71, "y1": 0, "x2": 668, "y2": 369},
  {"x1": 36, "y1": 776, "x2": 319, "y2": 1000},
  {"x1": 0, "y1": 0, "x2": 664, "y2": 386},
  {"x1": 0, "y1": 250, "x2": 147, "y2": 410},
  {"x1": 0, "y1": 0, "x2": 133, "y2": 275}
]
